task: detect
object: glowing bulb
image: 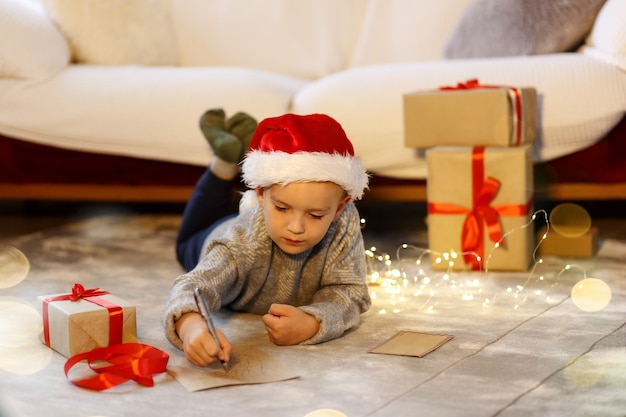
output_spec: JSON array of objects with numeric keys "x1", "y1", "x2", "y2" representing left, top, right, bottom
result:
[{"x1": 571, "y1": 278, "x2": 611, "y2": 312}]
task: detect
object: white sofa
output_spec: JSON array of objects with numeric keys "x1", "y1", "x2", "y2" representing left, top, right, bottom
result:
[{"x1": 1, "y1": 0, "x2": 625, "y2": 201}]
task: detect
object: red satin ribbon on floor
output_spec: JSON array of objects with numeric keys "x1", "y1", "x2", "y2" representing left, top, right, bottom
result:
[
  {"x1": 64, "y1": 343, "x2": 169, "y2": 390},
  {"x1": 427, "y1": 147, "x2": 533, "y2": 269},
  {"x1": 42, "y1": 283, "x2": 123, "y2": 347},
  {"x1": 439, "y1": 79, "x2": 524, "y2": 145}
]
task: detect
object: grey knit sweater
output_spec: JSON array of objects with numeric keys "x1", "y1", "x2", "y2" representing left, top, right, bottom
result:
[{"x1": 162, "y1": 202, "x2": 371, "y2": 349}]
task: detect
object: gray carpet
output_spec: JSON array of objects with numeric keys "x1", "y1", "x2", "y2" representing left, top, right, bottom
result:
[{"x1": 0, "y1": 201, "x2": 624, "y2": 417}]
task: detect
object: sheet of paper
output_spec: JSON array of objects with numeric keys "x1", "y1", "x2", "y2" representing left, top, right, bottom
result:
[
  {"x1": 368, "y1": 331, "x2": 453, "y2": 357},
  {"x1": 167, "y1": 345, "x2": 299, "y2": 392}
]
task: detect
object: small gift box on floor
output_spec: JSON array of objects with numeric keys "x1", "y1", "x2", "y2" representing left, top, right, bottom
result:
[
  {"x1": 404, "y1": 79, "x2": 537, "y2": 148},
  {"x1": 426, "y1": 145, "x2": 534, "y2": 271},
  {"x1": 38, "y1": 283, "x2": 137, "y2": 358},
  {"x1": 537, "y1": 226, "x2": 599, "y2": 258}
]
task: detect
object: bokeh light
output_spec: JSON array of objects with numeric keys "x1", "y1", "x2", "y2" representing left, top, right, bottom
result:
[
  {"x1": 571, "y1": 278, "x2": 612, "y2": 312},
  {"x1": 0, "y1": 297, "x2": 52, "y2": 375},
  {"x1": 549, "y1": 203, "x2": 592, "y2": 238},
  {"x1": 0, "y1": 244, "x2": 30, "y2": 289}
]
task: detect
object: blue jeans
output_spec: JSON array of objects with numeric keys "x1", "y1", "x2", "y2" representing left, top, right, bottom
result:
[{"x1": 176, "y1": 169, "x2": 236, "y2": 271}]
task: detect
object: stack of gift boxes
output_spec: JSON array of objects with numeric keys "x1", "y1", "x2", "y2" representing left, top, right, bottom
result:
[{"x1": 404, "y1": 79, "x2": 537, "y2": 271}]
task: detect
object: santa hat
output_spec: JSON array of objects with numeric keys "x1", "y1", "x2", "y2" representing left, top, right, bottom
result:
[{"x1": 241, "y1": 113, "x2": 369, "y2": 200}]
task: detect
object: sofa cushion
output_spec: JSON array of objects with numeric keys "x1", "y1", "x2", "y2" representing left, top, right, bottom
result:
[
  {"x1": 170, "y1": 0, "x2": 363, "y2": 80},
  {"x1": 41, "y1": 0, "x2": 178, "y2": 65},
  {"x1": 444, "y1": 0, "x2": 607, "y2": 59},
  {"x1": 0, "y1": 0, "x2": 69, "y2": 80},
  {"x1": 580, "y1": 0, "x2": 626, "y2": 71}
]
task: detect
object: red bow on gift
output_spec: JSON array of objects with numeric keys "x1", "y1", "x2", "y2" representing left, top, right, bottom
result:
[
  {"x1": 438, "y1": 78, "x2": 484, "y2": 91},
  {"x1": 67, "y1": 283, "x2": 108, "y2": 301}
]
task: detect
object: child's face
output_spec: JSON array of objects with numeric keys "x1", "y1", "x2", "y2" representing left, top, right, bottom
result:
[{"x1": 256, "y1": 182, "x2": 350, "y2": 255}]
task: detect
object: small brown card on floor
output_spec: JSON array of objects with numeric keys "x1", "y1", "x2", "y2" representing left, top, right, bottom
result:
[{"x1": 369, "y1": 331, "x2": 453, "y2": 357}]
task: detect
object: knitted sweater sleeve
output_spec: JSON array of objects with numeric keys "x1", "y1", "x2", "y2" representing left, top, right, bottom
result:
[
  {"x1": 161, "y1": 243, "x2": 241, "y2": 350},
  {"x1": 298, "y1": 203, "x2": 371, "y2": 344}
]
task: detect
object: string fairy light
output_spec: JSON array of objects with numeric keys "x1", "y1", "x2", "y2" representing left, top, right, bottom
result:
[{"x1": 363, "y1": 207, "x2": 607, "y2": 314}]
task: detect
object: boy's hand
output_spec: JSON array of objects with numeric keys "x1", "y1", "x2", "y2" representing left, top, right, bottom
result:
[
  {"x1": 262, "y1": 304, "x2": 320, "y2": 345},
  {"x1": 175, "y1": 312, "x2": 232, "y2": 367}
]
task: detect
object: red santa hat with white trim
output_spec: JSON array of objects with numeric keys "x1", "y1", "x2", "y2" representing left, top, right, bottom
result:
[{"x1": 241, "y1": 113, "x2": 369, "y2": 200}]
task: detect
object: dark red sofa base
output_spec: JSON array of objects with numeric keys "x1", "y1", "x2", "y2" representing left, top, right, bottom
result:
[{"x1": 1, "y1": 116, "x2": 625, "y2": 202}]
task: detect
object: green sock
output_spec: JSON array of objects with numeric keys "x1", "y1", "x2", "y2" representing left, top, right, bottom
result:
[
  {"x1": 226, "y1": 112, "x2": 258, "y2": 161},
  {"x1": 199, "y1": 109, "x2": 242, "y2": 164}
]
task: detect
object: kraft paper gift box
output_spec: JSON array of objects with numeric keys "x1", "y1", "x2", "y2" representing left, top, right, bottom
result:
[
  {"x1": 537, "y1": 226, "x2": 599, "y2": 258},
  {"x1": 426, "y1": 145, "x2": 534, "y2": 271},
  {"x1": 38, "y1": 284, "x2": 137, "y2": 358},
  {"x1": 404, "y1": 80, "x2": 537, "y2": 148}
]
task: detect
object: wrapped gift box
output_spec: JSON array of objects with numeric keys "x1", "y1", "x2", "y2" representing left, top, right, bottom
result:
[
  {"x1": 426, "y1": 145, "x2": 534, "y2": 271},
  {"x1": 404, "y1": 80, "x2": 537, "y2": 148},
  {"x1": 38, "y1": 284, "x2": 137, "y2": 358},
  {"x1": 537, "y1": 226, "x2": 599, "y2": 258}
]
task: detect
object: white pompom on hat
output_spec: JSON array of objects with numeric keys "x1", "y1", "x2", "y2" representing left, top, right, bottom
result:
[{"x1": 241, "y1": 113, "x2": 369, "y2": 200}]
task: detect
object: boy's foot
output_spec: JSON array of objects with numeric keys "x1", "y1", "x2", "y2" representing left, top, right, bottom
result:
[
  {"x1": 199, "y1": 108, "x2": 242, "y2": 164},
  {"x1": 225, "y1": 112, "x2": 258, "y2": 161}
]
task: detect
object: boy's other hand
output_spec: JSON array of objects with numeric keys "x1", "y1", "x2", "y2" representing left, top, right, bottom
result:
[
  {"x1": 175, "y1": 312, "x2": 232, "y2": 367},
  {"x1": 262, "y1": 304, "x2": 320, "y2": 345}
]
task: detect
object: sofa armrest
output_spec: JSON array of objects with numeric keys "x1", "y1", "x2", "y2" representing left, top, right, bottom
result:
[
  {"x1": 0, "y1": 0, "x2": 69, "y2": 80},
  {"x1": 580, "y1": 0, "x2": 626, "y2": 72}
]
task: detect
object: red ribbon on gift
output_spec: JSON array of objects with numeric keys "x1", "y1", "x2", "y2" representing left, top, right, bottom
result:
[
  {"x1": 439, "y1": 79, "x2": 524, "y2": 145},
  {"x1": 427, "y1": 147, "x2": 533, "y2": 270},
  {"x1": 64, "y1": 343, "x2": 169, "y2": 390},
  {"x1": 42, "y1": 283, "x2": 124, "y2": 348}
]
